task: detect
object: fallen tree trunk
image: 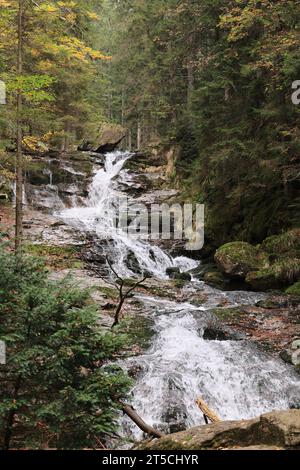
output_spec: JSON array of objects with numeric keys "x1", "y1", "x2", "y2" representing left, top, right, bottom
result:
[
  {"x1": 120, "y1": 402, "x2": 165, "y2": 439},
  {"x1": 196, "y1": 398, "x2": 221, "y2": 424}
]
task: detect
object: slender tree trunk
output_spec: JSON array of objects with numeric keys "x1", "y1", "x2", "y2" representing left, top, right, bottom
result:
[
  {"x1": 15, "y1": 0, "x2": 24, "y2": 252},
  {"x1": 187, "y1": 61, "x2": 194, "y2": 111},
  {"x1": 137, "y1": 121, "x2": 142, "y2": 150},
  {"x1": 128, "y1": 129, "x2": 132, "y2": 151}
]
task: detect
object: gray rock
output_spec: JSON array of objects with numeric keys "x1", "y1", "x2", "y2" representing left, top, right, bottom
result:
[{"x1": 137, "y1": 410, "x2": 300, "y2": 450}]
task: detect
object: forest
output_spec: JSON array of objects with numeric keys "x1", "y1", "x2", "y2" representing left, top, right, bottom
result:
[{"x1": 0, "y1": 0, "x2": 300, "y2": 454}]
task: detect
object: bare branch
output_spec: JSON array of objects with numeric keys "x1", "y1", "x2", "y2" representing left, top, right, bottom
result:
[{"x1": 120, "y1": 401, "x2": 164, "y2": 439}]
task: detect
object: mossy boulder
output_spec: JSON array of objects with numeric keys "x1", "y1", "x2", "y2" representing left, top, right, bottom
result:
[
  {"x1": 262, "y1": 229, "x2": 300, "y2": 258},
  {"x1": 215, "y1": 242, "x2": 269, "y2": 280},
  {"x1": 246, "y1": 258, "x2": 300, "y2": 291},
  {"x1": 190, "y1": 264, "x2": 228, "y2": 289},
  {"x1": 286, "y1": 281, "x2": 300, "y2": 296}
]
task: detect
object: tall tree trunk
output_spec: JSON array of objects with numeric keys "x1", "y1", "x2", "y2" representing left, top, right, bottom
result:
[
  {"x1": 15, "y1": 0, "x2": 24, "y2": 252},
  {"x1": 128, "y1": 129, "x2": 132, "y2": 151},
  {"x1": 137, "y1": 120, "x2": 142, "y2": 150},
  {"x1": 187, "y1": 60, "x2": 194, "y2": 112}
]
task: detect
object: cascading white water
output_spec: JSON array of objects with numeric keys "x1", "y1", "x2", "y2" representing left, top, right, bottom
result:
[
  {"x1": 57, "y1": 151, "x2": 300, "y2": 440},
  {"x1": 122, "y1": 291, "x2": 300, "y2": 439},
  {"x1": 59, "y1": 151, "x2": 197, "y2": 278}
]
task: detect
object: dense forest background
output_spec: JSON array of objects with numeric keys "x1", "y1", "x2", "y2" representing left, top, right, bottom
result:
[{"x1": 1, "y1": 0, "x2": 300, "y2": 248}]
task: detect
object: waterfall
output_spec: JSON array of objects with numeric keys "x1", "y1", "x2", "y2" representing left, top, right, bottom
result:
[
  {"x1": 58, "y1": 151, "x2": 300, "y2": 440},
  {"x1": 59, "y1": 151, "x2": 197, "y2": 278}
]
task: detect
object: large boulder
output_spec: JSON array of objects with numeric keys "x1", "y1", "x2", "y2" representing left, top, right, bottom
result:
[
  {"x1": 215, "y1": 242, "x2": 269, "y2": 280},
  {"x1": 286, "y1": 281, "x2": 300, "y2": 296},
  {"x1": 137, "y1": 410, "x2": 300, "y2": 450},
  {"x1": 262, "y1": 229, "x2": 300, "y2": 258},
  {"x1": 78, "y1": 124, "x2": 126, "y2": 154},
  {"x1": 246, "y1": 258, "x2": 300, "y2": 291}
]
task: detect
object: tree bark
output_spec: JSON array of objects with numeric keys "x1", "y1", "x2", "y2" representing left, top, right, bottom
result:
[{"x1": 15, "y1": 0, "x2": 24, "y2": 252}]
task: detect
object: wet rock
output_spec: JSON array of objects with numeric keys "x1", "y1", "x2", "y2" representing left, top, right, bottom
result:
[
  {"x1": 203, "y1": 325, "x2": 245, "y2": 342},
  {"x1": 126, "y1": 251, "x2": 142, "y2": 275},
  {"x1": 163, "y1": 405, "x2": 187, "y2": 434},
  {"x1": 280, "y1": 340, "x2": 300, "y2": 367},
  {"x1": 127, "y1": 364, "x2": 144, "y2": 379},
  {"x1": 215, "y1": 242, "x2": 269, "y2": 280},
  {"x1": 190, "y1": 264, "x2": 231, "y2": 289},
  {"x1": 166, "y1": 267, "x2": 180, "y2": 277},
  {"x1": 166, "y1": 267, "x2": 191, "y2": 282},
  {"x1": 137, "y1": 410, "x2": 300, "y2": 450}
]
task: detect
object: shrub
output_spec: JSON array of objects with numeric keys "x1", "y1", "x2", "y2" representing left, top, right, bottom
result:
[{"x1": 0, "y1": 245, "x2": 131, "y2": 449}]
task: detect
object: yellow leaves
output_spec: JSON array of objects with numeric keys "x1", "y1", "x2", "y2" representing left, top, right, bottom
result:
[
  {"x1": 0, "y1": 0, "x2": 12, "y2": 7},
  {"x1": 58, "y1": 37, "x2": 111, "y2": 63},
  {"x1": 23, "y1": 136, "x2": 40, "y2": 152},
  {"x1": 86, "y1": 11, "x2": 100, "y2": 22}
]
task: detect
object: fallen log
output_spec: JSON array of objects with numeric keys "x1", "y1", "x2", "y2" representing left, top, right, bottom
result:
[
  {"x1": 120, "y1": 402, "x2": 165, "y2": 439},
  {"x1": 196, "y1": 398, "x2": 221, "y2": 424}
]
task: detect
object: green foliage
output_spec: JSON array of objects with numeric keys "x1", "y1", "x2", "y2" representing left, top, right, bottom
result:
[
  {"x1": 103, "y1": 0, "x2": 300, "y2": 245},
  {"x1": 0, "y1": 246, "x2": 131, "y2": 449},
  {"x1": 0, "y1": 0, "x2": 110, "y2": 151}
]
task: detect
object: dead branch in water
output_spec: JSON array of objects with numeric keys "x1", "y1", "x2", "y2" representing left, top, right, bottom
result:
[
  {"x1": 196, "y1": 398, "x2": 221, "y2": 424},
  {"x1": 106, "y1": 257, "x2": 148, "y2": 328},
  {"x1": 120, "y1": 402, "x2": 165, "y2": 439}
]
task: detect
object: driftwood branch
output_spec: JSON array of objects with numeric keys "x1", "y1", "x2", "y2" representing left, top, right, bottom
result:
[
  {"x1": 120, "y1": 402, "x2": 165, "y2": 439},
  {"x1": 196, "y1": 398, "x2": 221, "y2": 424}
]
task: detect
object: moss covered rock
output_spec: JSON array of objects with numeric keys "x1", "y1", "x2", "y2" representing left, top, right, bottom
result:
[
  {"x1": 246, "y1": 258, "x2": 300, "y2": 291},
  {"x1": 215, "y1": 242, "x2": 269, "y2": 280},
  {"x1": 286, "y1": 281, "x2": 300, "y2": 296},
  {"x1": 262, "y1": 229, "x2": 300, "y2": 258}
]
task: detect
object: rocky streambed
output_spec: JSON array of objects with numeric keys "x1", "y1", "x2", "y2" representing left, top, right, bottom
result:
[{"x1": 3, "y1": 148, "x2": 299, "y2": 447}]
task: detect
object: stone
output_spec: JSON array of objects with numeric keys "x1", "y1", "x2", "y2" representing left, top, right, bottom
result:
[
  {"x1": 136, "y1": 410, "x2": 300, "y2": 450},
  {"x1": 262, "y1": 229, "x2": 300, "y2": 257},
  {"x1": 286, "y1": 281, "x2": 300, "y2": 296},
  {"x1": 246, "y1": 259, "x2": 300, "y2": 291},
  {"x1": 292, "y1": 340, "x2": 300, "y2": 350},
  {"x1": 166, "y1": 267, "x2": 181, "y2": 277},
  {"x1": 79, "y1": 124, "x2": 127, "y2": 154},
  {"x1": 203, "y1": 326, "x2": 244, "y2": 342},
  {"x1": 215, "y1": 242, "x2": 269, "y2": 280},
  {"x1": 166, "y1": 267, "x2": 191, "y2": 282},
  {"x1": 280, "y1": 342, "x2": 300, "y2": 367}
]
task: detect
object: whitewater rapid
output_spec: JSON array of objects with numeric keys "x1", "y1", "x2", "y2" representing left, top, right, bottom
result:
[{"x1": 57, "y1": 151, "x2": 300, "y2": 440}]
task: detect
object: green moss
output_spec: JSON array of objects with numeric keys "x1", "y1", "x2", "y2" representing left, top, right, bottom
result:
[
  {"x1": 204, "y1": 270, "x2": 227, "y2": 288},
  {"x1": 115, "y1": 314, "x2": 155, "y2": 350},
  {"x1": 213, "y1": 307, "x2": 242, "y2": 320},
  {"x1": 246, "y1": 258, "x2": 300, "y2": 291},
  {"x1": 262, "y1": 229, "x2": 300, "y2": 257},
  {"x1": 286, "y1": 281, "x2": 300, "y2": 296},
  {"x1": 25, "y1": 244, "x2": 83, "y2": 270},
  {"x1": 174, "y1": 279, "x2": 187, "y2": 289},
  {"x1": 97, "y1": 286, "x2": 119, "y2": 300},
  {"x1": 215, "y1": 242, "x2": 269, "y2": 279}
]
